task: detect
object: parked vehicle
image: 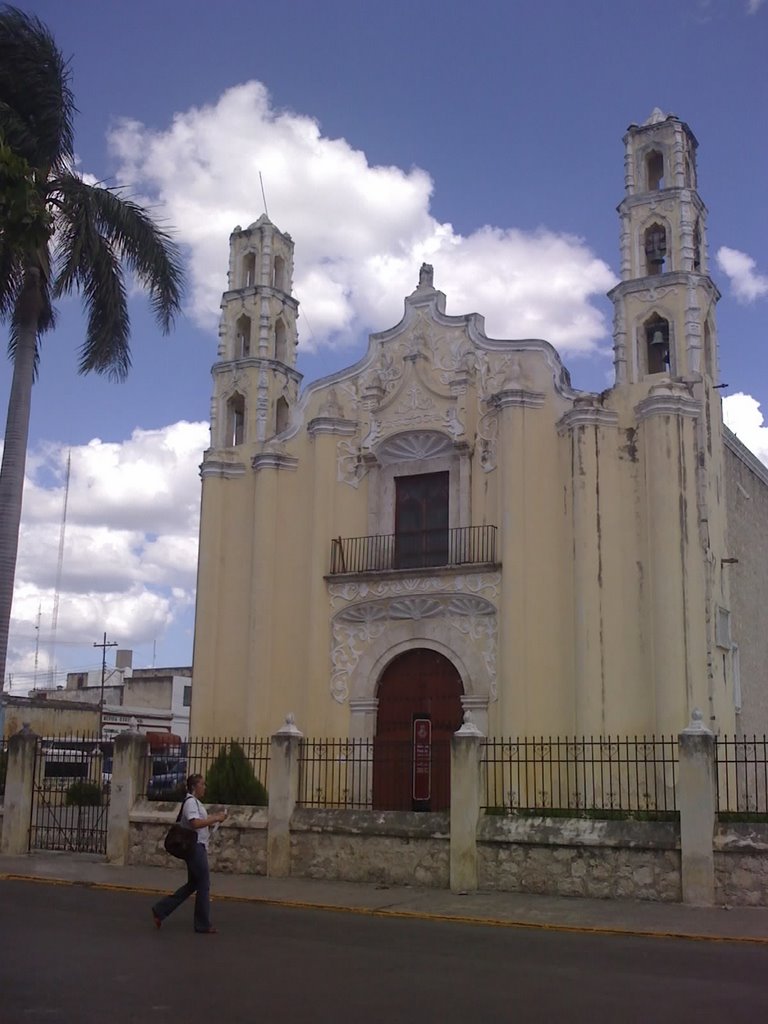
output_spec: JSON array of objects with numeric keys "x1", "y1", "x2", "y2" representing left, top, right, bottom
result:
[{"x1": 147, "y1": 756, "x2": 187, "y2": 799}]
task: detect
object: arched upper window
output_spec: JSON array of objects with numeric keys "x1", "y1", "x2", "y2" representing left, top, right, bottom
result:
[
  {"x1": 273, "y1": 254, "x2": 286, "y2": 292},
  {"x1": 275, "y1": 396, "x2": 290, "y2": 436},
  {"x1": 644, "y1": 314, "x2": 670, "y2": 375},
  {"x1": 693, "y1": 220, "x2": 702, "y2": 272},
  {"x1": 226, "y1": 393, "x2": 245, "y2": 446},
  {"x1": 703, "y1": 320, "x2": 713, "y2": 377},
  {"x1": 644, "y1": 223, "x2": 667, "y2": 275},
  {"x1": 235, "y1": 314, "x2": 252, "y2": 359},
  {"x1": 274, "y1": 318, "x2": 288, "y2": 363},
  {"x1": 242, "y1": 252, "x2": 256, "y2": 288},
  {"x1": 646, "y1": 150, "x2": 665, "y2": 191}
]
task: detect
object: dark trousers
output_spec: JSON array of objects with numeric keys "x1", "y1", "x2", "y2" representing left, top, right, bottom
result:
[{"x1": 152, "y1": 843, "x2": 212, "y2": 931}]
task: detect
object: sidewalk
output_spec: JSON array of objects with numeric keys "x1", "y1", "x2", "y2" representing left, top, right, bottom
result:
[{"x1": 1, "y1": 852, "x2": 767, "y2": 944}]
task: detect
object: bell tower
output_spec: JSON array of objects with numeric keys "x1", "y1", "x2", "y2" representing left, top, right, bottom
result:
[
  {"x1": 610, "y1": 109, "x2": 720, "y2": 387},
  {"x1": 210, "y1": 214, "x2": 301, "y2": 450}
]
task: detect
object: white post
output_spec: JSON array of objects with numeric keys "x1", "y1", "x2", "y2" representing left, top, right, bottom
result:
[
  {"x1": 1, "y1": 726, "x2": 37, "y2": 855},
  {"x1": 107, "y1": 729, "x2": 149, "y2": 865},
  {"x1": 267, "y1": 714, "x2": 302, "y2": 878},
  {"x1": 450, "y1": 712, "x2": 483, "y2": 893},
  {"x1": 678, "y1": 708, "x2": 716, "y2": 905}
]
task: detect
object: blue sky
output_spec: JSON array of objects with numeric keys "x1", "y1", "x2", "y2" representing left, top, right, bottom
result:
[{"x1": 2, "y1": 0, "x2": 767, "y2": 690}]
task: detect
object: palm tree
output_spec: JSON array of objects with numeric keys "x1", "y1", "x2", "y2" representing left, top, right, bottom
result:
[{"x1": 0, "y1": 7, "x2": 184, "y2": 688}]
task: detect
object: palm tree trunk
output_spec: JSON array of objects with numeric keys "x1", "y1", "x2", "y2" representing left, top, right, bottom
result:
[{"x1": 0, "y1": 268, "x2": 42, "y2": 690}]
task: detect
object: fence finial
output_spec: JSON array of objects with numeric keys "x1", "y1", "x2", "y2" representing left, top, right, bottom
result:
[
  {"x1": 277, "y1": 712, "x2": 303, "y2": 737},
  {"x1": 455, "y1": 711, "x2": 483, "y2": 737},
  {"x1": 683, "y1": 707, "x2": 712, "y2": 735}
]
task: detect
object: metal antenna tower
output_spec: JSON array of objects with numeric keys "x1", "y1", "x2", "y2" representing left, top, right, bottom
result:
[{"x1": 49, "y1": 449, "x2": 71, "y2": 685}]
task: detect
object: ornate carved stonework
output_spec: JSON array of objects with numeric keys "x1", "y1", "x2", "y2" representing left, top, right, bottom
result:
[
  {"x1": 376, "y1": 431, "x2": 453, "y2": 464},
  {"x1": 329, "y1": 589, "x2": 498, "y2": 704},
  {"x1": 328, "y1": 571, "x2": 501, "y2": 609},
  {"x1": 337, "y1": 439, "x2": 367, "y2": 488}
]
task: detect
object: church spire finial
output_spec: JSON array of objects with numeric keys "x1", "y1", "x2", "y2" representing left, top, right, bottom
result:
[{"x1": 418, "y1": 263, "x2": 434, "y2": 290}]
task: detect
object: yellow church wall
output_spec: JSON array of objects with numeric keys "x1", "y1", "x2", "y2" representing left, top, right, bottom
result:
[{"x1": 191, "y1": 111, "x2": 741, "y2": 750}]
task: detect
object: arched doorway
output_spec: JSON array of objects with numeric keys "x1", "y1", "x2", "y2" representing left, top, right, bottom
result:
[{"x1": 373, "y1": 649, "x2": 463, "y2": 811}]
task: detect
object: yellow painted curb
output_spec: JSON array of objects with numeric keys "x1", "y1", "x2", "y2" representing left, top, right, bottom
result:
[{"x1": 2, "y1": 872, "x2": 767, "y2": 946}]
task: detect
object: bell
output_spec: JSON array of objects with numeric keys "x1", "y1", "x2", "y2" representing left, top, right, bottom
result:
[{"x1": 649, "y1": 329, "x2": 667, "y2": 347}]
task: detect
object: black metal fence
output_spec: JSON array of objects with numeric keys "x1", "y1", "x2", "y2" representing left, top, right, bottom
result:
[
  {"x1": 298, "y1": 739, "x2": 373, "y2": 809},
  {"x1": 297, "y1": 738, "x2": 452, "y2": 811},
  {"x1": 0, "y1": 735, "x2": 8, "y2": 797},
  {"x1": 330, "y1": 525, "x2": 497, "y2": 574},
  {"x1": 481, "y1": 736, "x2": 679, "y2": 818},
  {"x1": 717, "y1": 736, "x2": 768, "y2": 818},
  {"x1": 142, "y1": 736, "x2": 270, "y2": 803},
  {"x1": 29, "y1": 734, "x2": 111, "y2": 854}
]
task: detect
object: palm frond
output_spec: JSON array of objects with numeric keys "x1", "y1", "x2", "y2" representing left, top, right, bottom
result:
[
  {"x1": 78, "y1": 238, "x2": 130, "y2": 380},
  {"x1": 0, "y1": 239, "x2": 23, "y2": 322},
  {"x1": 51, "y1": 174, "x2": 184, "y2": 333},
  {"x1": 52, "y1": 184, "x2": 130, "y2": 379},
  {"x1": 0, "y1": 6, "x2": 75, "y2": 172}
]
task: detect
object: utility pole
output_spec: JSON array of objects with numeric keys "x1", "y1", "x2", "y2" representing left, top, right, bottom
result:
[{"x1": 93, "y1": 632, "x2": 118, "y2": 737}]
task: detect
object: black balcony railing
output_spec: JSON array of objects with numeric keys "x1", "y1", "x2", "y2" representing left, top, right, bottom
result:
[{"x1": 330, "y1": 525, "x2": 497, "y2": 574}]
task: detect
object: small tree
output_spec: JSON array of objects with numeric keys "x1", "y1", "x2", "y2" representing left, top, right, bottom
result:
[
  {"x1": 205, "y1": 742, "x2": 268, "y2": 806},
  {"x1": 65, "y1": 780, "x2": 102, "y2": 806}
]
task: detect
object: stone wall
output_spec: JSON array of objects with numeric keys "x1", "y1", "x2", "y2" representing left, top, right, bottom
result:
[
  {"x1": 478, "y1": 816, "x2": 681, "y2": 902},
  {"x1": 715, "y1": 822, "x2": 768, "y2": 906},
  {"x1": 128, "y1": 800, "x2": 267, "y2": 875},
  {"x1": 724, "y1": 434, "x2": 768, "y2": 736},
  {"x1": 289, "y1": 809, "x2": 450, "y2": 887}
]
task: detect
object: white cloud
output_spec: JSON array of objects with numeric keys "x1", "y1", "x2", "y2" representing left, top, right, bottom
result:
[
  {"x1": 108, "y1": 81, "x2": 616, "y2": 356},
  {"x1": 747, "y1": 0, "x2": 765, "y2": 14},
  {"x1": 723, "y1": 393, "x2": 768, "y2": 465},
  {"x1": 716, "y1": 246, "x2": 768, "y2": 303},
  {"x1": 6, "y1": 422, "x2": 208, "y2": 686}
]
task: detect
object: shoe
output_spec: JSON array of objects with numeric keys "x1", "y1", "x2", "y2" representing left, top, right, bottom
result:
[
  {"x1": 152, "y1": 910, "x2": 162, "y2": 930},
  {"x1": 195, "y1": 926, "x2": 218, "y2": 934}
]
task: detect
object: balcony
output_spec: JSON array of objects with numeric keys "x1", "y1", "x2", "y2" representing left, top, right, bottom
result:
[{"x1": 329, "y1": 525, "x2": 498, "y2": 575}]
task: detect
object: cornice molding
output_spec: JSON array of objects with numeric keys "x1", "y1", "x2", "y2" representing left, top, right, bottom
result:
[
  {"x1": 200, "y1": 459, "x2": 246, "y2": 480},
  {"x1": 492, "y1": 388, "x2": 546, "y2": 410},
  {"x1": 307, "y1": 416, "x2": 358, "y2": 437},
  {"x1": 557, "y1": 406, "x2": 619, "y2": 433},
  {"x1": 251, "y1": 452, "x2": 299, "y2": 472},
  {"x1": 635, "y1": 388, "x2": 700, "y2": 421}
]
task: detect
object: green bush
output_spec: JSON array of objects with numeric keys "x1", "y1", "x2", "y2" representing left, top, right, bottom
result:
[
  {"x1": 205, "y1": 742, "x2": 268, "y2": 806},
  {"x1": 65, "y1": 780, "x2": 103, "y2": 806}
]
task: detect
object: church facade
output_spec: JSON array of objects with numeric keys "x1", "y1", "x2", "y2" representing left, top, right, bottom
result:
[{"x1": 190, "y1": 111, "x2": 764, "y2": 758}]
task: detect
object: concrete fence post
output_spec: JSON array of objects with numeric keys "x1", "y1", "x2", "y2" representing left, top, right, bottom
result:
[
  {"x1": 107, "y1": 730, "x2": 150, "y2": 865},
  {"x1": 267, "y1": 714, "x2": 303, "y2": 878},
  {"x1": 678, "y1": 708, "x2": 716, "y2": 905},
  {"x1": 450, "y1": 713, "x2": 484, "y2": 893},
  {"x1": 1, "y1": 725, "x2": 37, "y2": 856}
]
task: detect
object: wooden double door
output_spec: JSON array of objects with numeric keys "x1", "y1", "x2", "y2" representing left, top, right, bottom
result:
[{"x1": 372, "y1": 649, "x2": 463, "y2": 811}]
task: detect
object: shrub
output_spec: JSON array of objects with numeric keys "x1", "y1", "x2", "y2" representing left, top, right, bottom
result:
[
  {"x1": 205, "y1": 742, "x2": 268, "y2": 806},
  {"x1": 65, "y1": 780, "x2": 102, "y2": 806},
  {"x1": 0, "y1": 749, "x2": 6, "y2": 796}
]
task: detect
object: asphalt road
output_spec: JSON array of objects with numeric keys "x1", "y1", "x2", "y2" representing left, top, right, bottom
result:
[{"x1": 1, "y1": 880, "x2": 766, "y2": 1023}]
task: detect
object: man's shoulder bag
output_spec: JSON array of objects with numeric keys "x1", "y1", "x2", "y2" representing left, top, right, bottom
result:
[{"x1": 164, "y1": 796, "x2": 198, "y2": 860}]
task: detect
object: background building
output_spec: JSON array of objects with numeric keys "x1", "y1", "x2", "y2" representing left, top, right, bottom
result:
[{"x1": 29, "y1": 650, "x2": 192, "y2": 739}]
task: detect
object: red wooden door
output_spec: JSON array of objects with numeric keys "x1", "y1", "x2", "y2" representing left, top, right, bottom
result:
[{"x1": 373, "y1": 649, "x2": 463, "y2": 811}]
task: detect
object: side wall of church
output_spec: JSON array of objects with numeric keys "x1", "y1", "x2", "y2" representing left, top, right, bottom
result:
[{"x1": 724, "y1": 435, "x2": 768, "y2": 736}]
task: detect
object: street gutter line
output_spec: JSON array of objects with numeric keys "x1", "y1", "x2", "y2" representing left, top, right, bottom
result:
[{"x1": 2, "y1": 872, "x2": 767, "y2": 946}]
